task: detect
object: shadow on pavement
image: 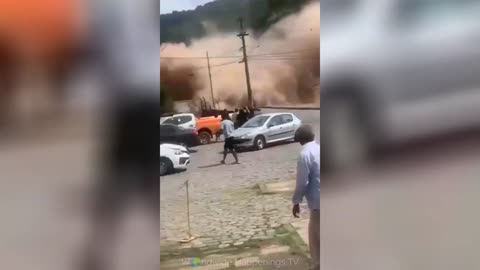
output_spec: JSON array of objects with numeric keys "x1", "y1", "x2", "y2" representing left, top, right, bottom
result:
[{"x1": 198, "y1": 163, "x2": 224, "y2": 169}]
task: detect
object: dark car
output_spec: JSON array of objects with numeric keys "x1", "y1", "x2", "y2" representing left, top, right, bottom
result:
[{"x1": 160, "y1": 124, "x2": 200, "y2": 148}]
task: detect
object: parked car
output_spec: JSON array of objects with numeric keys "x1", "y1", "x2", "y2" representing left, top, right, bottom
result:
[
  {"x1": 322, "y1": 0, "x2": 480, "y2": 170},
  {"x1": 160, "y1": 117, "x2": 169, "y2": 124},
  {"x1": 160, "y1": 124, "x2": 200, "y2": 148},
  {"x1": 230, "y1": 112, "x2": 302, "y2": 150},
  {"x1": 161, "y1": 113, "x2": 197, "y2": 129},
  {"x1": 161, "y1": 113, "x2": 223, "y2": 145},
  {"x1": 160, "y1": 143, "x2": 190, "y2": 176},
  {"x1": 196, "y1": 116, "x2": 222, "y2": 144}
]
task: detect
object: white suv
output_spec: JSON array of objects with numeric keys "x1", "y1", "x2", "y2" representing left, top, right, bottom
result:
[
  {"x1": 160, "y1": 143, "x2": 190, "y2": 176},
  {"x1": 322, "y1": 0, "x2": 480, "y2": 169}
]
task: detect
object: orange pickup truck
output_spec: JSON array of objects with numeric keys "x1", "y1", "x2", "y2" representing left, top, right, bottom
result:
[
  {"x1": 161, "y1": 113, "x2": 223, "y2": 145},
  {"x1": 196, "y1": 116, "x2": 222, "y2": 144}
]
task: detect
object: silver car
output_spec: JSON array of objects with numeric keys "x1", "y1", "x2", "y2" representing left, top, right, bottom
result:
[
  {"x1": 322, "y1": 0, "x2": 480, "y2": 169},
  {"x1": 231, "y1": 112, "x2": 302, "y2": 150}
]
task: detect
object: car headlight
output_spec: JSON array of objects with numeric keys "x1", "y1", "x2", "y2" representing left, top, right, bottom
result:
[
  {"x1": 240, "y1": 134, "x2": 251, "y2": 139},
  {"x1": 174, "y1": 150, "x2": 183, "y2": 155}
]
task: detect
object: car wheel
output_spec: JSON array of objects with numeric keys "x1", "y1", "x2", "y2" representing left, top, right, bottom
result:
[
  {"x1": 198, "y1": 131, "x2": 211, "y2": 145},
  {"x1": 254, "y1": 135, "x2": 266, "y2": 150},
  {"x1": 322, "y1": 95, "x2": 371, "y2": 170},
  {"x1": 160, "y1": 157, "x2": 173, "y2": 176}
]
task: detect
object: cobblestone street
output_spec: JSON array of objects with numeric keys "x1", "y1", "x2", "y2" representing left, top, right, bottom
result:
[{"x1": 160, "y1": 109, "x2": 320, "y2": 268}]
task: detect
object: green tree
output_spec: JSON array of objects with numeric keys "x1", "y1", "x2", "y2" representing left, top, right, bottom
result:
[{"x1": 160, "y1": 0, "x2": 316, "y2": 44}]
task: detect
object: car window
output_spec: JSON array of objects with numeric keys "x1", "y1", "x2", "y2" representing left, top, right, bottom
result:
[
  {"x1": 243, "y1": 115, "x2": 270, "y2": 128},
  {"x1": 163, "y1": 117, "x2": 177, "y2": 125},
  {"x1": 281, "y1": 114, "x2": 293, "y2": 123},
  {"x1": 160, "y1": 125, "x2": 177, "y2": 134},
  {"x1": 395, "y1": 0, "x2": 478, "y2": 29},
  {"x1": 267, "y1": 115, "x2": 284, "y2": 127},
  {"x1": 322, "y1": 0, "x2": 358, "y2": 22},
  {"x1": 176, "y1": 115, "x2": 193, "y2": 124}
]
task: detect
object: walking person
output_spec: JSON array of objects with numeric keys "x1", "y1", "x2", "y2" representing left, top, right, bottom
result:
[
  {"x1": 220, "y1": 113, "x2": 239, "y2": 164},
  {"x1": 291, "y1": 124, "x2": 320, "y2": 270}
]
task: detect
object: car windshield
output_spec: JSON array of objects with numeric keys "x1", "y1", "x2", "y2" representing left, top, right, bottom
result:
[
  {"x1": 322, "y1": 0, "x2": 358, "y2": 22},
  {"x1": 243, "y1": 115, "x2": 270, "y2": 128},
  {"x1": 160, "y1": 118, "x2": 169, "y2": 124}
]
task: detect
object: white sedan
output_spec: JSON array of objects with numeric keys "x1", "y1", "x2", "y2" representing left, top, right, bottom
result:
[{"x1": 160, "y1": 143, "x2": 190, "y2": 176}]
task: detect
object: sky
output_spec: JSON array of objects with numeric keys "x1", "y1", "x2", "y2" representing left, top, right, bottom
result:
[{"x1": 160, "y1": 0, "x2": 216, "y2": 14}]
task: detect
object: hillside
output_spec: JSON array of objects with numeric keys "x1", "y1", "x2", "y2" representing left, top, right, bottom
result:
[{"x1": 160, "y1": 0, "x2": 313, "y2": 44}]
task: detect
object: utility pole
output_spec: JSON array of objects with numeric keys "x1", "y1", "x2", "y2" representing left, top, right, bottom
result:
[
  {"x1": 206, "y1": 51, "x2": 216, "y2": 109},
  {"x1": 237, "y1": 17, "x2": 253, "y2": 107}
]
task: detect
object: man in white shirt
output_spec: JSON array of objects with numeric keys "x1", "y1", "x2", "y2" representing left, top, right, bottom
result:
[
  {"x1": 220, "y1": 112, "x2": 239, "y2": 164},
  {"x1": 292, "y1": 124, "x2": 320, "y2": 270}
]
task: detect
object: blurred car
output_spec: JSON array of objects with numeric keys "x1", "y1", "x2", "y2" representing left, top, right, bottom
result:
[
  {"x1": 321, "y1": 0, "x2": 480, "y2": 169},
  {"x1": 160, "y1": 117, "x2": 169, "y2": 124},
  {"x1": 160, "y1": 143, "x2": 190, "y2": 176},
  {"x1": 162, "y1": 113, "x2": 223, "y2": 145},
  {"x1": 231, "y1": 112, "x2": 302, "y2": 150},
  {"x1": 160, "y1": 124, "x2": 200, "y2": 148},
  {"x1": 161, "y1": 113, "x2": 197, "y2": 129}
]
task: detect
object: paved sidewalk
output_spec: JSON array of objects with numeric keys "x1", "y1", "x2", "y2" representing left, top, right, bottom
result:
[
  {"x1": 160, "y1": 178, "x2": 312, "y2": 270},
  {"x1": 161, "y1": 225, "x2": 310, "y2": 270}
]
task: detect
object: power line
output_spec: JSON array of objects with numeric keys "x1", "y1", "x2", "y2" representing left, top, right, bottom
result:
[
  {"x1": 248, "y1": 58, "x2": 319, "y2": 62},
  {"x1": 160, "y1": 48, "x2": 318, "y2": 60},
  {"x1": 191, "y1": 57, "x2": 318, "y2": 70},
  {"x1": 249, "y1": 48, "x2": 319, "y2": 57},
  {"x1": 190, "y1": 60, "x2": 240, "y2": 71},
  {"x1": 161, "y1": 56, "x2": 240, "y2": 60}
]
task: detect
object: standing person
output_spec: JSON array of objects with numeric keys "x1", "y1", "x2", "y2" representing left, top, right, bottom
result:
[
  {"x1": 236, "y1": 108, "x2": 246, "y2": 128},
  {"x1": 220, "y1": 113, "x2": 239, "y2": 164},
  {"x1": 291, "y1": 124, "x2": 320, "y2": 270},
  {"x1": 232, "y1": 108, "x2": 239, "y2": 128},
  {"x1": 77, "y1": 0, "x2": 159, "y2": 269},
  {"x1": 248, "y1": 106, "x2": 255, "y2": 119},
  {"x1": 243, "y1": 106, "x2": 251, "y2": 121}
]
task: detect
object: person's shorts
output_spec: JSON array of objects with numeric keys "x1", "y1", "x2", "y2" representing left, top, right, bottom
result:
[
  {"x1": 224, "y1": 137, "x2": 235, "y2": 150},
  {"x1": 94, "y1": 93, "x2": 160, "y2": 215},
  {"x1": 106, "y1": 95, "x2": 159, "y2": 170}
]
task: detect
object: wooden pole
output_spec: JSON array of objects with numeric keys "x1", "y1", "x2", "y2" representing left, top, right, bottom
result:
[
  {"x1": 179, "y1": 180, "x2": 197, "y2": 243},
  {"x1": 206, "y1": 51, "x2": 216, "y2": 109},
  {"x1": 237, "y1": 17, "x2": 253, "y2": 107},
  {"x1": 186, "y1": 180, "x2": 191, "y2": 238}
]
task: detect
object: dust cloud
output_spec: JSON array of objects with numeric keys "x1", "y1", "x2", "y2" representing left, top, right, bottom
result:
[{"x1": 161, "y1": 0, "x2": 320, "y2": 110}]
